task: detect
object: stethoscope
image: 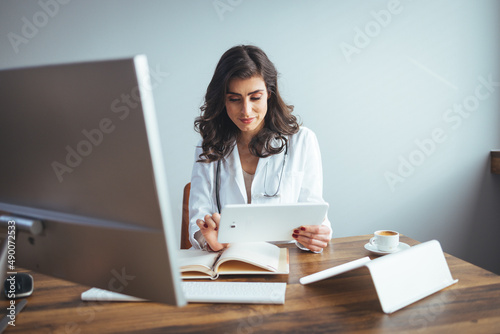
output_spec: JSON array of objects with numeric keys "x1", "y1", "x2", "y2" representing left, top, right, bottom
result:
[{"x1": 215, "y1": 142, "x2": 288, "y2": 214}]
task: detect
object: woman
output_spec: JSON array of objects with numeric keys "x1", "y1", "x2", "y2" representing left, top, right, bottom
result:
[{"x1": 189, "y1": 45, "x2": 331, "y2": 252}]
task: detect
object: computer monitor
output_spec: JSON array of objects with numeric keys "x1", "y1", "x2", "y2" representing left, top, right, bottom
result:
[{"x1": 0, "y1": 55, "x2": 186, "y2": 306}]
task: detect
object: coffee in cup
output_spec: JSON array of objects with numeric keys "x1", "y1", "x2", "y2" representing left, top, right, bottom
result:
[{"x1": 369, "y1": 230, "x2": 399, "y2": 252}]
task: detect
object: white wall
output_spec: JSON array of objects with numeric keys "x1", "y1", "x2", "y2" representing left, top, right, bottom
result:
[{"x1": 1, "y1": 0, "x2": 499, "y2": 273}]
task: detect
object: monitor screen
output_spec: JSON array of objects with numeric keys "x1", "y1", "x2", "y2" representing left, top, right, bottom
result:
[{"x1": 0, "y1": 55, "x2": 186, "y2": 306}]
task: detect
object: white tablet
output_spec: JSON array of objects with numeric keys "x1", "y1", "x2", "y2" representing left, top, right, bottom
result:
[{"x1": 217, "y1": 202, "x2": 329, "y2": 243}]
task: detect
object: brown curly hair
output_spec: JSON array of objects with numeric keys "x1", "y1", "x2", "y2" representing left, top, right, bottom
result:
[{"x1": 194, "y1": 45, "x2": 300, "y2": 163}]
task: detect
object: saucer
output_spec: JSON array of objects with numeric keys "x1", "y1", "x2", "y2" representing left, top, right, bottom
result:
[{"x1": 364, "y1": 242, "x2": 410, "y2": 255}]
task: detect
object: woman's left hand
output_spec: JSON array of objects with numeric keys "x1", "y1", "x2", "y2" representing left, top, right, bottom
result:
[{"x1": 292, "y1": 225, "x2": 331, "y2": 252}]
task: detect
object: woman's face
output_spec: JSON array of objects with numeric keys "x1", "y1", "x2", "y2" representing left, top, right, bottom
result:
[{"x1": 225, "y1": 75, "x2": 269, "y2": 139}]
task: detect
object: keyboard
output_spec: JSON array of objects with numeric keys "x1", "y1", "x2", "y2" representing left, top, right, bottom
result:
[
  {"x1": 81, "y1": 281, "x2": 287, "y2": 304},
  {"x1": 182, "y1": 281, "x2": 286, "y2": 304}
]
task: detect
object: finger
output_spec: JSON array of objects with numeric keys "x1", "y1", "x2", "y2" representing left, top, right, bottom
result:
[
  {"x1": 298, "y1": 225, "x2": 330, "y2": 235},
  {"x1": 293, "y1": 234, "x2": 328, "y2": 251},
  {"x1": 296, "y1": 236, "x2": 324, "y2": 252},
  {"x1": 196, "y1": 219, "x2": 208, "y2": 229},
  {"x1": 308, "y1": 244, "x2": 324, "y2": 252},
  {"x1": 197, "y1": 218, "x2": 222, "y2": 251},
  {"x1": 212, "y1": 213, "x2": 221, "y2": 231},
  {"x1": 301, "y1": 242, "x2": 322, "y2": 252},
  {"x1": 204, "y1": 214, "x2": 217, "y2": 230},
  {"x1": 294, "y1": 230, "x2": 330, "y2": 242}
]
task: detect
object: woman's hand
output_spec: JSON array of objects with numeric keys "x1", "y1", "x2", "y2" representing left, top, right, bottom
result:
[
  {"x1": 196, "y1": 213, "x2": 228, "y2": 252},
  {"x1": 292, "y1": 225, "x2": 331, "y2": 252}
]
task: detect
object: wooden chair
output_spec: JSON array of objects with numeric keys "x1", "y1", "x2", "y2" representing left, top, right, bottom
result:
[{"x1": 180, "y1": 183, "x2": 192, "y2": 249}]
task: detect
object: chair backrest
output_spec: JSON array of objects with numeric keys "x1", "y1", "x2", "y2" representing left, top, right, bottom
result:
[{"x1": 180, "y1": 183, "x2": 192, "y2": 249}]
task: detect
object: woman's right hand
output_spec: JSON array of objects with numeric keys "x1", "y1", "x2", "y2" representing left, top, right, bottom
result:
[{"x1": 196, "y1": 213, "x2": 228, "y2": 251}]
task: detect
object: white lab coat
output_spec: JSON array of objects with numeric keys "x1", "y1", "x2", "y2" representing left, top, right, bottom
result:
[{"x1": 188, "y1": 126, "x2": 332, "y2": 250}]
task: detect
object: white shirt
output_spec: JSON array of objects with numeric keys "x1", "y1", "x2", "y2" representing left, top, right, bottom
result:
[{"x1": 188, "y1": 126, "x2": 332, "y2": 251}]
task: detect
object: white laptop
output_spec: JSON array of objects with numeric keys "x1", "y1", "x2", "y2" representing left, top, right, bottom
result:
[{"x1": 217, "y1": 202, "x2": 329, "y2": 243}]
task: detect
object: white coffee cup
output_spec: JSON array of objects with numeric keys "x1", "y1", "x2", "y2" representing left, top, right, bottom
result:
[{"x1": 369, "y1": 230, "x2": 399, "y2": 252}]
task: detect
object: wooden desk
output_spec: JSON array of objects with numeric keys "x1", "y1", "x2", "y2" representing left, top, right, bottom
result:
[{"x1": 2, "y1": 235, "x2": 500, "y2": 333}]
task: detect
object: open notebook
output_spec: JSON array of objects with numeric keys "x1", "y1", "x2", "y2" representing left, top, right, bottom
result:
[{"x1": 180, "y1": 242, "x2": 289, "y2": 279}]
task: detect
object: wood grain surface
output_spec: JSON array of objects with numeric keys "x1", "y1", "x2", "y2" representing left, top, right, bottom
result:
[{"x1": 1, "y1": 235, "x2": 499, "y2": 333}]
